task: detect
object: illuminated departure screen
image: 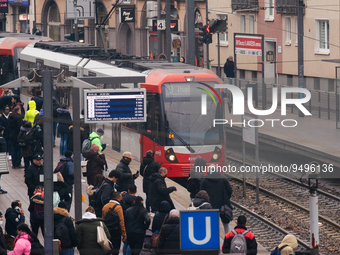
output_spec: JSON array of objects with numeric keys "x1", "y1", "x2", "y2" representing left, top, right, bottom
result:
[{"x1": 84, "y1": 89, "x2": 146, "y2": 123}]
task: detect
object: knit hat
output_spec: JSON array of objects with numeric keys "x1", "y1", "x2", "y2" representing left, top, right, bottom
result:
[
  {"x1": 96, "y1": 128, "x2": 104, "y2": 135},
  {"x1": 91, "y1": 143, "x2": 100, "y2": 152},
  {"x1": 65, "y1": 150, "x2": 73, "y2": 158},
  {"x1": 169, "y1": 209, "x2": 180, "y2": 218},
  {"x1": 228, "y1": 55, "x2": 233, "y2": 60},
  {"x1": 58, "y1": 201, "x2": 68, "y2": 209}
]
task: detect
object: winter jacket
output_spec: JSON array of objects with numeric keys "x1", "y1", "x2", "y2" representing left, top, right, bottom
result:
[
  {"x1": 85, "y1": 150, "x2": 106, "y2": 186},
  {"x1": 57, "y1": 108, "x2": 72, "y2": 135},
  {"x1": 152, "y1": 201, "x2": 172, "y2": 233},
  {"x1": 67, "y1": 125, "x2": 87, "y2": 152},
  {"x1": 223, "y1": 59, "x2": 235, "y2": 78},
  {"x1": 89, "y1": 131, "x2": 102, "y2": 152},
  {"x1": 32, "y1": 95, "x2": 43, "y2": 112},
  {"x1": 59, "y1": 157, "x2": 74, "y2": 187},
  {"x1": 28, "y1": 193, "x2": 44, "y2": 220},
  {"x1": 54, "y1": 178, "x2": 72, "y2": 205},
  {"x1": 24, "y1": 100, "x2": 39, "y2": 125},
  {"x1": 96, "y1": 178, "x2": 116, "y2": 214},
  {"x1": 0, "y1": 137, "x2": 6, "y2": 153},
  {"x1": 187, "y1": 169, "x2": 204, "y2": 198},
  {"x1": 76, "y1": 214, "x2": 110, "y2": 255},
  {"x1": 0, "y1": 227, "x2": 6, "y2": 255},
  {"x1": 140, "y1": 157, "x2": 160, "y2": 193},
  {"x1": 276, "y1": 234, "x2": 298, "y2": 255},
  {"x1": 149, "y1": 173, "x2": 176, "y2": 212},
  {"x1": 24, "y1": 162, "x2": 44, "y2": 197},
  {"x1": 1, "y1": 89, "x2": 14, "y2": 97},
  {"x1": 5, "y1": 208, "x2": 25, "y2": 237},
  {"x1": 0, "y1": 112, "x2": 11, "y2": 143},
  {"x1": 200, "y1": 172, "x2": 232, "y2": 209},
  {"x1": 8, "y1": 233, "x2": 31, "y2": 255},
  {"x1": 125, "y1": 205, "x2": 150, "y2": 236},
  {"x1": 10, "y1": 96, "x2": 25, "y2": 114},
  {"x1": 116, "y1": 158, "x2": 136, "y2": 192},
  {"x1": 8, "y1": 111, "x2": 24, "y2": 143},
  {"x1": 189, "y1": 198, "x2": 212, "y2": 210},
  {"x1": 121, "y1": 194, "x2": 136, "y2": 211},
  {"x1": 222, "y1": 226, "x2": 257, "y2": 255},
  {"x1": 53, "y1": 207, "x2": 78, "y2": 249},
  {"x1": 102, "y1": 200, "x2": 126, "y2": 239},
  {"x1": 18, "y1": 123, "x2": 34, "y2": 157},
  {"x1": 156, "y1": 217, "x2": 180, "y2": 254}
]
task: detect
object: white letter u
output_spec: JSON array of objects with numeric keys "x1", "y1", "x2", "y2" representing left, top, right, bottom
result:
[{"x1": 188, "y1": 216, "x2": 211, "y2": 245}]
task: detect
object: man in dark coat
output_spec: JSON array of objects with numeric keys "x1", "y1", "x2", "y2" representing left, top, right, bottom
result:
[
  {"x1": 151, "y1": 200, "x2": 172, "y2": 233},
  {"x1": 121, "y1": 184, "x2": 137, "y2": 211},
  {"x1": 0, "y1": 105, "x2": 12, "y2": 155},
  {"x1": 116, "y1": 151, "x2": 139, "y2": 192},
  {"x1": 66, "y1": 124, "x2": 88, "y2": 152},
  {"x1": 8, "y1": 106, "x2": 24, "y2": 168},
  {"x1": 140, "y1": 150, "x2": 160, "y2": 212},
  {"x1": 5, "y1": 200, "x2": 25, "y2": 237},
  {"x1": 149, "y1": 167, "x2": 176, "y2": 213},
  {"x1": 200, "y1": 167, "x2": 232, "y2": 234},
  {"x1": 93, "y1": 170, "x2": 121, "y2": 217},
  {"x1": 222, "y1": 215, "x2": 257, "y2": 255},
  {"x1": 187, "y1": 158, "x2": 206, "y2": 199},
  {"x1": 24, "y1": 154, "x2": 44, "y2": 198},
  {"x1": 53, "y1": 201, "x2": 78, "y2": 254},
  {"x1": 18, "y1": 120, "x2": 35, "y2": 171},
  {"x1": 223, "y1": 56, "x2": 235, "y2": 79},
  {"x1": 156, "y1": 209, "x2": 180, "y2": 254}
]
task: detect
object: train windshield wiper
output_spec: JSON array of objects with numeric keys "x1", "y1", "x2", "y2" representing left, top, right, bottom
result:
[{"x1": 168, "y1": 127, "x2": 195, "y2": 153}]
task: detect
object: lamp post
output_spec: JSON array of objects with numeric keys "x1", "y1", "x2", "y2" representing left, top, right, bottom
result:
[{"x1": 308, "y1": 161, "x2": 319, "y2": 255}]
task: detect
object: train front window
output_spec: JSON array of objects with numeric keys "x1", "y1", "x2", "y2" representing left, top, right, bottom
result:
[{"x1": 162, "y1": 82, "x2": 223, "y2": 146}]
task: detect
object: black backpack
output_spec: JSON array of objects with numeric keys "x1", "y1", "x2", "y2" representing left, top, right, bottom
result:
[
  {"x1": 17, "y1": 124, "x2": 36, "y2": 148},
  {"x1": 54, "y1": 217, "x2": 72, "y2": 249},
  {"x1": 30, "y1": 239, "x2": 44, "y2": 255},
  {"x1": 104, "y1": 204, "x2": 120, "y2": 233}
]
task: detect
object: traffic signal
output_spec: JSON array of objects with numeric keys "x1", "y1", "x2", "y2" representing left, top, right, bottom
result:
[{"x1": 199, "y1": 25, "x2": 212, "y2": 44}]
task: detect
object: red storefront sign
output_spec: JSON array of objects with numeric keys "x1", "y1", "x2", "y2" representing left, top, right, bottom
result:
[{"x1": 235, "y1": 35, "x2": 262, "y2": 56}]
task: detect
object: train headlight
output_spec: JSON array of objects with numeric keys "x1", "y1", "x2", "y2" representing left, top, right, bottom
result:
[
  {"x1": 165, "y1": 148, "x2": 178, "y2": 163},
  {"x1": 169, "y1": 155, "x2": 176, "y2": 161},
  {"x1": 210, "y1": 147, "x2": 222, "y2": 162}
]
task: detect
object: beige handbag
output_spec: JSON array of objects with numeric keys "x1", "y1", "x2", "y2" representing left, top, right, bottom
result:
[{"x1": 97, "y1": 221, "x2": 112, "y2": 252}]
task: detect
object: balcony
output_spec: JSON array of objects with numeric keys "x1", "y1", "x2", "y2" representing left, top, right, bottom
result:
[
  {"x1": 276, "y1": 0, "x2": 299, "y2": 15},
  {"x1": 231, "y1": 0, "x2": 259, "y2": 12}
]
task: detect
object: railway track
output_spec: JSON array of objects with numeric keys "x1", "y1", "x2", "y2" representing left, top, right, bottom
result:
[
  {"x1": 230, "y1": 201, "x2": 310, "y2": 251},
  {"x1": 226, "y1": 156, "x2": 340, "y2": 254}
]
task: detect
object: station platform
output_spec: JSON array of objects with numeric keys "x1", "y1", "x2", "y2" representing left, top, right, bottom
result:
[
  {"x1": 0, "y1": 139, "x2": 270, "y2": 254},
  {"x1": 224, "y1": 108, "x2": 340, "y2": 169}
]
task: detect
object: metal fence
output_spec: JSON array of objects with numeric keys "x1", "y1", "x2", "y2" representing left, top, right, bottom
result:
[{"x1": 221, "y1": 78, "x2": 340, "y2": 121}]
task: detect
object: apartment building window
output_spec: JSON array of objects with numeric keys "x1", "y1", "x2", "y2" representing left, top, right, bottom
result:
[
  {"x1": 265, "y1": 0, "x2": 274, "y2": 21},
  {"x1": 328, "y1": 79, "x2": 334, "y2": 92},
  {"x1": 285, "y1": 17, "x2": 291, "y2": 45},
  {"x1": 314, "y1": 77, "x2": 320, "y2": 90},
  {"x1": 240, "y1": 15, "x2": 246, "y2": 33},
  {"x1": 295, "y1": 17, "x2": 298, "y2": 46},
  {"x1": 287, "y1": 75, "x2": 293, "y2": 86},
  {"x1": 249, "y1": 15, "x2": 255, "y2": 34},
  {"x1": 315, "y1": 19, "x2": 330, "y2": 54},
  {"x1": 217, "y1": 14, "x2": 228, "y2": 44}
]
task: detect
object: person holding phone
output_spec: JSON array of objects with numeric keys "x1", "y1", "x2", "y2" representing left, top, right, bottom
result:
[{"x1": 5, "y1": 200, "x2": 25, "y2": 237}]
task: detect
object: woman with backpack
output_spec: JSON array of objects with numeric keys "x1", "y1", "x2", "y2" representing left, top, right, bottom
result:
[
  {"x1": 53, "y1": 201, "x2": 78, "y2": 255},
  {"x1": 271, "y1": 234, "x2": 298, "y2": 255},
  {"x1": 57, "y1": 104, "x2": 72, "y2": 156},
  {"x1": 8, "y1": 223, "x2": 41, "y2": 255},
  {"x1": 124, "y1": 196, "x2": 150, "y2": 255}
]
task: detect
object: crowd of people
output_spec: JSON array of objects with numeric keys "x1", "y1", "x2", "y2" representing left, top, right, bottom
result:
[{"x1": 0, "y1": 89, "x2": 300, "y2": 255}]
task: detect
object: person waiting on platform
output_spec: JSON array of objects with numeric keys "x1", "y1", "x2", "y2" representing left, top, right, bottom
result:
[
  {"x1": 5, "y1": 201, "x2": 25, "y2": 238},
  {"x1": 116, "y1": 152, "x2": 139, "y2": 193},
  {"x1": 222, "y1": 215, "x2": 257, "y2": 254}
]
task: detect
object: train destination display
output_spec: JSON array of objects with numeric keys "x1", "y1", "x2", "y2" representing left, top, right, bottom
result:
[{"x1": 84, "y1": 89, "x2": 146, "y2": 123}]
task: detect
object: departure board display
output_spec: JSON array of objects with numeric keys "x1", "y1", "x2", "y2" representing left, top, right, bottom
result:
[{"x1": 84, "y1": 89, "x2": 146, "y2": 123}]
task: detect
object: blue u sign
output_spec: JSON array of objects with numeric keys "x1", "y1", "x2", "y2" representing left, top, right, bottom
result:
[{"x1": 180, "y1": 210, "x2": 220, "y2": 250}]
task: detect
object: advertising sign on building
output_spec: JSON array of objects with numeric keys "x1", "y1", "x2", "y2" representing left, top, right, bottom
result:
[
  {"x1": 235, "y1": 35, "x2": 262, "y2": 56},
  {"x1": 0, "y1": 0, "x2": 8, "y2": 13},
  {"x1": 152, "y1": 19, "x2": 179, "y2": 32},
  {"x1": 120, "y1": 7, "x2": 135, "y2": 23}
]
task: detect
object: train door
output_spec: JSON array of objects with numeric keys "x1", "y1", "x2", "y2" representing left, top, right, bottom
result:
[
  {"x1": 111, "y1": 123, "x2": 121, "y2": 152},
  {"x1": 140, "y1": 93, "x2": 161, "y2": 159}
]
